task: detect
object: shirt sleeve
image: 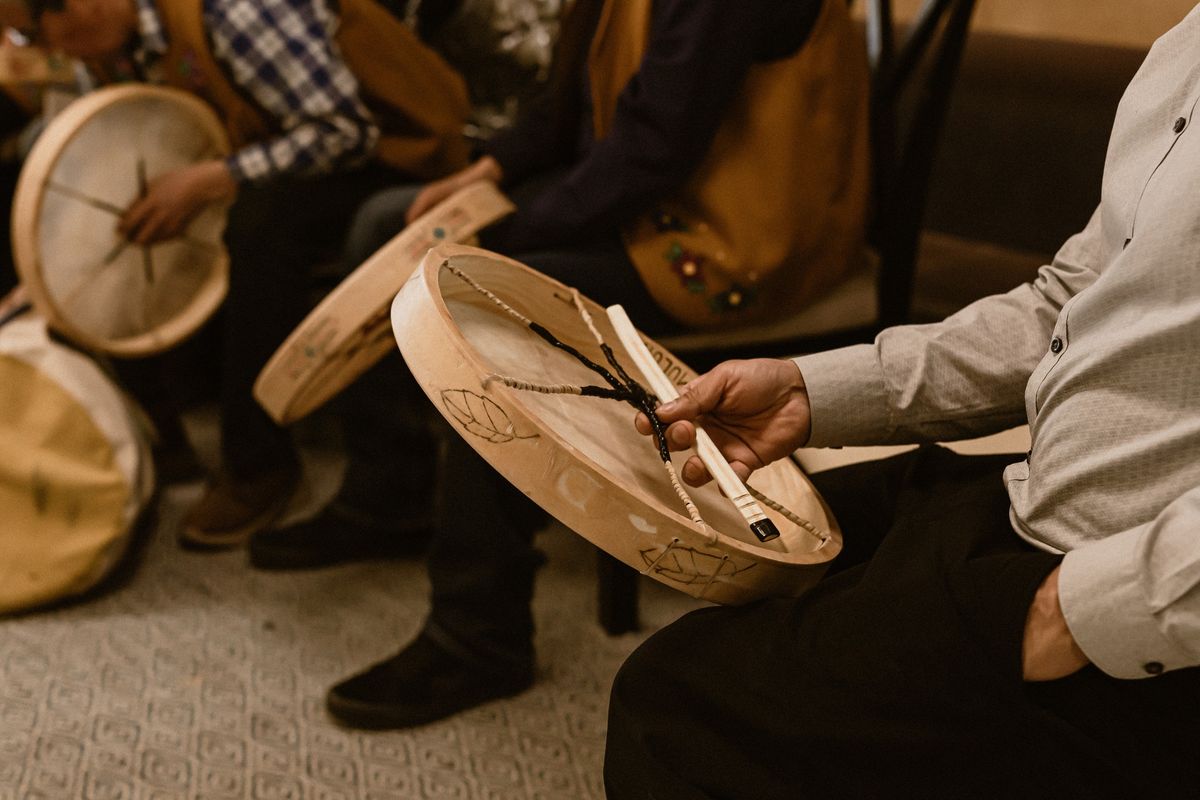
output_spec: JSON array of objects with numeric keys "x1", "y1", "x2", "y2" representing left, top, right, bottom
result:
[
  {"x1": 1059, "y1": 485, "x2": 1200, "y2": 678},
  {"x1": 206, "y1": 0, "x2": 380, "y2": 184},
  {"x1": 488, "y1": 0, "x2": 771, "y2": 253},
  {"x1": 795, "y1": 206, "x2": 1108, "y2": 448},
  {"x1": 484, "y1": 90, "x2": 568, "y2": 186}
]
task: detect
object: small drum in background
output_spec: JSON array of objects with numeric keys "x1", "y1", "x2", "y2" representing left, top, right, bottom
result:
[
  {"x1": 0, "y1": 308, "x2": 154, "y2": 614},
  {"x1": 254, "y1": 181, "x2": 514, "y2": 425},
  {"x1": 12, "y1": 84, "x2": 230, "y2": 356},
  {"x1": 391, "y1": 244, "x2": 842, "y2": 605}
]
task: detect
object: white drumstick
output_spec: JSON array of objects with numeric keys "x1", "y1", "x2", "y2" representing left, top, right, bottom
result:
[{"x1": 605, "y1": 305, "x2": 780, "y2": 543}]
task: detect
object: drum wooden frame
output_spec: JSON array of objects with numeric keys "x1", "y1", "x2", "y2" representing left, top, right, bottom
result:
[
  {"x1": 392, "y1": 244, "x2": 842, "y2": 605},
  {"x1": 12, "y1": 84, "x2": 231, "y2": 356},
  {"x1": 254, "y1": 181, "x2": 514, "y2": 425}
]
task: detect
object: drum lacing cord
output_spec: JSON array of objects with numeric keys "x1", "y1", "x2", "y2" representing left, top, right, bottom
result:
[
  {"x1": 747, "y1": 487, "x2": 830, "y2": 546},
  {"x1": 443, "y1": 261, "x2": 826, "y2": 548},
  {"x1": 569, "y1": 287, "x2": 712, "y2": 538},
  {"x1": 640, "y1": 537, "x2": 681, "y2": 575}
]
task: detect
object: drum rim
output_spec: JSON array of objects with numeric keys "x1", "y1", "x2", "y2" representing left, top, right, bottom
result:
[
  {"x1": 12, "y1": 83, "x2": 231, "y2": 356},
  {"x1": 400, "y1": 243, "x2": 843, "y2": 570},
  {"x1": 253, "y1": 180, "x2": 514, "y2": 425}
]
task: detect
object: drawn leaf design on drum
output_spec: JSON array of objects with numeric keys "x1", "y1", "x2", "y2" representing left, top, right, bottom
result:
[
  {"x1": 638, "y1": 544, "x2": 755, "y2": 585},
  {"x1": 441, "y1": 389, "x2": 537, "y2": 444}
]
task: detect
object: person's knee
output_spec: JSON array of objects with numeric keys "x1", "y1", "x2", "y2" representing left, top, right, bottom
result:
[
  {"x1": 610, "y1": 607, "x2": 715, "y2": 716},
  {"x1": 344, "y1": 186, "x2": 421, "y2": 266},
  {"x1": 605, "y1": 641, "x2": 661, "y2": 783},
  {"x1": 606, "y1": 613, "x2": 723, "y2": 800},
  {"x1": 608, "y1": 638, "x2": 653, "y2": 716}
]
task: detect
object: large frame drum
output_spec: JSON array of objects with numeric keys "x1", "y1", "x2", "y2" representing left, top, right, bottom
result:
[
  {"x1": 392, "y1": 244, "x2": 842, "y2": 605},
  {"x1": 12, "y1": 84, "x2": 230, "y2": 356}
]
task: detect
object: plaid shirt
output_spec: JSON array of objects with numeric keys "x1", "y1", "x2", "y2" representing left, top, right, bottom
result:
[{"x1": 133, "y1": 0, "x2": 379, "y2": 183}]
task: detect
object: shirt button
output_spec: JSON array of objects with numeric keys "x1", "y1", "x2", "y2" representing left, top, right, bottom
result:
[
  {"x1": 1144, "y1": 661, "x2": 1165, "y2": 676},
  {"x1": 1174, "y1": 117, "x2": 1187, "y2": 133},
  {"x1": 1050, "y1": 336, "x2": 1063, "y2": 354}
]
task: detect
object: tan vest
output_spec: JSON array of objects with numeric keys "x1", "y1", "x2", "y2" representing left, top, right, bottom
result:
[
  {"x1": 153, "y1": 0, "x2": 470, "y2": 179},
  {"x1": 589, "y1": 0, "x2": 870, "y2": 327}
]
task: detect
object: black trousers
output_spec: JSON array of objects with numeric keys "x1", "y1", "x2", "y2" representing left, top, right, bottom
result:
[
  {"x1": 218, "y1": 164, "x2": 410, "y2": 478},
  {"x1": 604, "y1": 447, "x2": 1200, "y2": 799},
  {"x1": 426, "y1": 240, "x2": 682, "y2": 666},
  {"x1": 329, "y1": 178, "x2": 682, "y2": 665}
]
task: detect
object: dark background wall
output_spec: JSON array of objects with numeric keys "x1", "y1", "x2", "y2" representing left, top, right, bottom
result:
[
  {"x1": 906, "y1": 29, "x2": 1150, "y2": 318},
  {"x1": 924, "y1": 32, "x2": 1148, "y2": 256}
]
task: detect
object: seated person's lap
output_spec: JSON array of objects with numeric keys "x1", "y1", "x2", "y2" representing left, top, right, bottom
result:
[{"x1": 606, "y1": 447, "x2": 1200, "y2": 799}]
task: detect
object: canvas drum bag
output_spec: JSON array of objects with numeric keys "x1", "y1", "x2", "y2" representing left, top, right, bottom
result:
[{"x1": 0, "y1": 311, "x2": 153, "y2": 613}]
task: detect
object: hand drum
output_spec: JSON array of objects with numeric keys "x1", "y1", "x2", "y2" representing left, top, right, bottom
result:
[
  {"x1": 12, "y1": 84, "x2": 231, "y2": 355},
  {"x1": 392, "y1": 244, "x2": 842, "y2": 605}
]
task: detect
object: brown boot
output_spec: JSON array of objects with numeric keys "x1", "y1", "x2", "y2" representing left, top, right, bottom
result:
[{"x1": 180, "y1": 463, "x2": 301, "y2": 549}]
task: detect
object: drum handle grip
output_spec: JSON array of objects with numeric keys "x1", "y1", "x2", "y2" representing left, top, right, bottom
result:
[{"x1": 606, "y1": 304, "x2": 780, "y2": 543}]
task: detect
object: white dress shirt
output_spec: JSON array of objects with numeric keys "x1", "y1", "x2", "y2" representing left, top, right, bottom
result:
[{"x1": 795, "y1": 5, "x2": 1200, "y2": 680}]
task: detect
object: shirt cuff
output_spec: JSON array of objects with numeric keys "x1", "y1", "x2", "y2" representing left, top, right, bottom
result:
[
  {"x1": 1059, "y1": 529, "x2": 1195, "y2": 679},
  {"x1": 793, "y1": 344, "x2": 894, "y2": 447},
  {"x1": 225, "y1": 146, "x2": 272, "y2": 185}
]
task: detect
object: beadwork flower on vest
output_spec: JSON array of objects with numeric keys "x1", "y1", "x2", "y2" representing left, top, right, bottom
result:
[
  {"x1": 178, "y1": 50, "x2": 205, "y2": 89},
  {"x1": 665, "y1": 241, "x2": 706, "y2": 295},
  {"x1": 709, "y1": 283, "x2": 757, "y2": 313}
]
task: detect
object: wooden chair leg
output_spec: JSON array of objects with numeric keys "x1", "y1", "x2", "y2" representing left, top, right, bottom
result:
[{"x1": 596, "y1": 548, "x2": 639, "y2": 635}]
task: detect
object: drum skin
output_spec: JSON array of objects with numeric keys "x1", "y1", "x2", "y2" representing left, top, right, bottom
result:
[
  {"x1": 391, "y1": 244, "x2": 842, "y2": 605},
  {"x1": 12, "y1": 84, "x2": 230, "y2": 356}
]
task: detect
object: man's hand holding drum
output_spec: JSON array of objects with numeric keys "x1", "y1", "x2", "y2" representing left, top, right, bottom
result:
[
  {"x1": 635, "y1": 357, "x2": 1088, "y2": 683},
  {"x1": 635, "y1": 358, "x2": 812, "y2": 487},
  {"x1": 405, "y1": 155, "x2": 503, "y2": 225}
]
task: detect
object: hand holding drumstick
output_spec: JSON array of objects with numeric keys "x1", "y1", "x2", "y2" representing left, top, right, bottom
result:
[
  {"x1": 639, "y1": 358, "x2": 1089, "y2": 681},
  {"x1": 633, "y1": 358, "x2": 813, "y2": 487}
]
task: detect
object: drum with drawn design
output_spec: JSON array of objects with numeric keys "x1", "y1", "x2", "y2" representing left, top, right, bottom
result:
[{"x1": 391, "y1": 243, "x2": 842, "y2": 605}]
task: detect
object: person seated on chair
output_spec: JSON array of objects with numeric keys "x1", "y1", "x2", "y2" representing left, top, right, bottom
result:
[
  {"x1": 604, "y1": 7, "x2": 1200, "y2": 797},
  {"x1": 26, "y1": 0, "x2": 470, "y2": 545},
  {"x1": 250, "y1": 0, "x2": 872, "y2": 729}
]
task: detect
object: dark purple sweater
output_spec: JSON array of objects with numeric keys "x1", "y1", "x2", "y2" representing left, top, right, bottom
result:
[{"x1": 482, "y1": 0, "x2": 826, "y2": 253}]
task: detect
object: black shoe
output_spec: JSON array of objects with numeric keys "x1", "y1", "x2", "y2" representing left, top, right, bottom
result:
[
  {"x1": 248, "y1": 502, "x2": 433, "y2": 570},
  {"x1": 325, "y1": 633, "x2": 534, "y2": 730}
]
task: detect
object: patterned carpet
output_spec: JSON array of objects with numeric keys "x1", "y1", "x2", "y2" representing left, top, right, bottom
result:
[{"x1": 0, "y1": 430, "x2": 701, "y2": 800}]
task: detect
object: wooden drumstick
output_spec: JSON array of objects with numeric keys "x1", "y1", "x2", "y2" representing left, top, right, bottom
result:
[{"x1": 605, "y1": 305, "x2": 780, "y2": 543}]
